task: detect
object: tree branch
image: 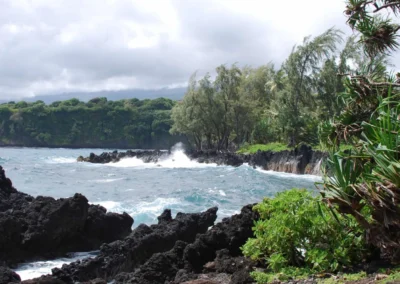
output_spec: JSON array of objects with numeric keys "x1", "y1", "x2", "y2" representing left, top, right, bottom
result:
[{"x1": 373, "y1": 2, "x2": 400, "y2": 13}]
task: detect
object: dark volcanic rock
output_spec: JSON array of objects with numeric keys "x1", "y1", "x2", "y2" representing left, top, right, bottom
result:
[
  {"x1": 78, "y1": 150, "x2": 168, "y2": 164},
  {"x1": 51, "y1": 208, "x2": 218, "y2": 283},
  {"x1": 110, "y1": 204, "x2": 258, "y2": 284},
  {"x1": 247, "y1": 144, "x2": 326, "y2": 175},
  {"x1": 78, "y1": 146, "x2": 326, "y2": 175},
  {"x1": 0, "y1": 166, "x2": 133, "y2": 267},
  {"x1": 183, "y1": 204, "x2": 258, "y2": 272},
  {"x1": 189, "y1": 150, "x2": 245, "y2": 167},
  {"x1": 0, "y1": 266, "x2": 21, "y2": 284}
]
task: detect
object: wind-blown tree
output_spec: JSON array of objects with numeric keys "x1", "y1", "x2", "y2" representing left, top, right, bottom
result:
[
  {"x1": 273, "y1": 28, "x2": 343, "y2": 145},
  {"x1": 320, "y1": 0, "x2": 400, "y2": 261}
]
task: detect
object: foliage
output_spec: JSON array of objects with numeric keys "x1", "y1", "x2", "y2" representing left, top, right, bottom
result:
[
  {"x1": 170, "y1": 65, "x2": 262, "y2": 150},
  {"x1": 237, "y1": 143, "x2": 292, "y2": 154},
  {"x1": 278, "y1": 28, "x2": 343, "y2": 146},
  {"x1": 242, "y1": 189, "x2": 369, "y2": 283},
  {"x1": 319, "y1": 0, "x2": 400, "y2": 260},
  {"x1": 171, "y1": 29, "x2": 355, "y2": 150},
  {"x1": 0, "y1": 97, "x2": 180, "y2": 148},
  {"x1": 250, "y1": 267, "x2": 310, "y2": 284},
  {"x1": 319, "y1": 271, "x2": 367, "y2": 283}
]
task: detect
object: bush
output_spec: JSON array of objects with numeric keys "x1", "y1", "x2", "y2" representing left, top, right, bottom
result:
[{"x1": 242, "y1": 189, "x2": 370, "y2": 283}]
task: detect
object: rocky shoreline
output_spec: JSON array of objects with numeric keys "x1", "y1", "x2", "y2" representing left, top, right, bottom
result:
[
  {"x1": 0, "y1": 164, "x2": 261, "y2": 284},
  {"x1": 78, "y1": 144, "x2": 326, "y2": 175}
]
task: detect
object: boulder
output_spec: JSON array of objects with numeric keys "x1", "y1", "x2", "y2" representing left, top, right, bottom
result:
[{"x1": 0, "y1": 266, "x2": 21, "y2": 284}]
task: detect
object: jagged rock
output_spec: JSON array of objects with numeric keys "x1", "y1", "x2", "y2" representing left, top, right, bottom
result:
[
  {"x1": 248, "y1": 144, "x2": 326, "y2": 175},
  {"x1": 183, "y1": 204, "x2": 259, "y2": 272},
  {"x1": 22, "y1": 275, "x2": 66, "y2": 283},
  {"x1": 51, "y1": 208, "x2": 218, "y2": 283},
  {"x1": 111, "y1": 204, "x2": 258, "y2": 284},
  {"x1": 113, "y1": 240, "x2": 188, "y2": 284},
  {"x1": 0, "y1": 266, "x2": 21, "y2": 284},
  {"x1": 77, "y1": 147, "x2": 325, "y2": 175},
  {"x1": 0, "y1": 166, "x2": 133, "y2": 266},
  {"x1": 78, "y1": 150, "x2": 168, "y2": 164}
]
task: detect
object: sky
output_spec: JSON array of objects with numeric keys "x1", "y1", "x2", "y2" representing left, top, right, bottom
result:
[{"x1": 0, "y1": 0, "x2": 396, "y2": 101}]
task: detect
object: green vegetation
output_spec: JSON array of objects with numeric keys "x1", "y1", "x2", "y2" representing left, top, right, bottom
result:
[
  {"x1": 170, "y1": 27, "x2": 360, "y2": 150},
  {"x1": 242, "y1": 189, "x2": 369, "y2": 283},
  {"x1": 319, "y1": 272, "x2": 367, "y2": 283},
  {"x1": 241, "y1": 1, "x2": 400, "y2": 283},
  {"x1": 0, "y1": 97, "x2": 180, "y2": 148},
  {"x1": 319, "y1": 0, "x2": 400, "y2": 262},
  {"x1": 237, "y1": 143, "x2": 291, "y2": 154}
]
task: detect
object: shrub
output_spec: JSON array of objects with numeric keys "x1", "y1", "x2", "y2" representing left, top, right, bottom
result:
[{"x1": 242, "y1": 189, "x2": 369, "y2": 283}]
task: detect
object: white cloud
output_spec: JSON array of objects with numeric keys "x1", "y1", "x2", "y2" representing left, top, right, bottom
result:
[{"x1": 0, "y1": 0, "x2": 397, "y2": 101}]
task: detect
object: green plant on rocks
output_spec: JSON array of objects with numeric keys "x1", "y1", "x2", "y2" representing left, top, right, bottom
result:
[{"x1": 242, "y1": 189, "x2": 370, "y2": 283}]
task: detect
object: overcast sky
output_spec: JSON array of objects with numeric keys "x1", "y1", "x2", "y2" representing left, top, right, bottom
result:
[{"x1": 0, "y1": 0, "x2": 395, "y2": 101}]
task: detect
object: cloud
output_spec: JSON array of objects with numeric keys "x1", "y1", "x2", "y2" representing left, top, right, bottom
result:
[{"x1": 0, "y1": 0, "x2": 395, "y2": 101}]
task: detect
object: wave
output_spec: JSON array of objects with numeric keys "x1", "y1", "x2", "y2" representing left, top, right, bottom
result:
[
  {"x1": 107, "y1": 144, "x2": 217, "y2": 169},
  {"x1": 90, "y1": 178, "x2": 125, "y2": 183},
  {"x1": 90, "y1": 197, "x2": 186, "y2": 227},
  {"x1": 219, "y1": 190, "x2": 227, "y2": 196},
  {"x1": 91, "y1": 200, "x2": 121, "y2": 210},
  {"x1": 46, "y1": 157, "x2": 76, "y2": 164},
  {"x1": 14, "y1": 251, "x2": 98, "y2": 281},
  {"x1": 253, "y1": 166, "x2": 322, "y2": 181}
]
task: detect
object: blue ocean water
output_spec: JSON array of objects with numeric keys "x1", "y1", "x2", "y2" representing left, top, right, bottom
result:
[{"x1": 0, "y1": 146, "x2": 321, "y2": 280}]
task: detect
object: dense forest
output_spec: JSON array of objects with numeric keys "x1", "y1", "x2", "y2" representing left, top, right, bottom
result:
[{"x1": 0, "y1": 97, "x2": 182, "y2": 148}]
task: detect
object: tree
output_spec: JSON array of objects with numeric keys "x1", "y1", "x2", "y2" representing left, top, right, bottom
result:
[{"x1": 281, "y1": 28, "x2": 342, "y2": 146}]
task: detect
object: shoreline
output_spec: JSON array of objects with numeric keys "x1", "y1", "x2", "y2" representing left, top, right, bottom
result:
[
  {"x1": 0, "y1": 165, "x2": 259, "y2": 284},
  {"x1": 77, "y1": 144, "x2": 327, "y2": 176}
]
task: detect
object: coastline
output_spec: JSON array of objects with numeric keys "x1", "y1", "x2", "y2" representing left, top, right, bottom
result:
[
  {"x1": 77, "y1": 144, "x2": 327, "y2": 176},
  {"x1": 0, "y1": 165, "x2": 259, "y2": 284}
]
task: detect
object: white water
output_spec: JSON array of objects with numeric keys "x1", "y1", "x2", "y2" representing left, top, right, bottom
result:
[
  {"x1": 108, "y1": 143, "x2": 218, "y2": 169},
  {"x1": 14, "y1": 251, "x2": 98, "y2": 281}
]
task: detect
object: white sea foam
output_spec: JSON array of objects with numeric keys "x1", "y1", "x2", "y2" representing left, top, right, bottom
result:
[
  {"x1": 91, "y1": 178, "x2": 125, "y2": 183},
  {"x1": 219, "y1": 190, "x2": 227, "y2": 196},
  {"x1": 47, "y1": 157, "x2": 77, "y2": 164},
  {"x1": 91, "y1": 201, "x2": 122, "y2": 211},
  {"x1": 90, "y1": 198, "x2": 183, "y2": 219},
  {"x1": 254, "y1": 167, "x2": 322, "y2": 181},
  {"x1": 132, "y1": 197, "x2": 183, "y2": 217},
  {"x1": 14, "y1": 251, "x2": 97, "y2": 281},
  {"x1": 107, "y1": 144, "x2": 217, "y2": 169},
  {"x1": 155, "y1": 147, "x2": 217, "y2": 168},
  {"x1": 107, "y1": 157, "x2": 148, "y2": 168}
]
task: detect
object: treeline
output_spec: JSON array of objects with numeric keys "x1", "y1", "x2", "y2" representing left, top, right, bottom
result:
[
  {"x1": 0, "y1": 97, "x2": 181, "y2": 148},
  {"x1": 171, "y1": 29, "x2": 372, "y2": 150}
]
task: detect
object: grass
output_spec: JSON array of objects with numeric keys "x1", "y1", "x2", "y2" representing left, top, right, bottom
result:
[
  {"x1": 236, "y1": 142, "x2": 354, "y2": 154},
  {"x1": 237, "y1": 143, "x2": 292, "y2": 154},
  {"x1": 312, "y1": 144, "x2": 354, "y2": 152}
]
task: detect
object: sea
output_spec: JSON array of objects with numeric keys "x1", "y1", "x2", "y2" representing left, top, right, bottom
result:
[{"x1": 0, "y1": 145, "x2": 321, "y2": 281}]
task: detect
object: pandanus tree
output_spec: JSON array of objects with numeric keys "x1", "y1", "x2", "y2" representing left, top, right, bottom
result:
[{"x1": 319, "y1": 0, "x2": 400, "y2": 261}]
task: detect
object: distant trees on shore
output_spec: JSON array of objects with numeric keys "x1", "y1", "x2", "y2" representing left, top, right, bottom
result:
[{"x1": 0, "y1": 97, "x2": 180, "y2": 149}]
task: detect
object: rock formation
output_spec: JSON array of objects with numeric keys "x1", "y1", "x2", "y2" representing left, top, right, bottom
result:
[
  {"x1": 78, "y1": 145, "x2": 326, "y2": 175},
  {"x1": 0, "y1": 166, "x2": 133, "y2": 267}
]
